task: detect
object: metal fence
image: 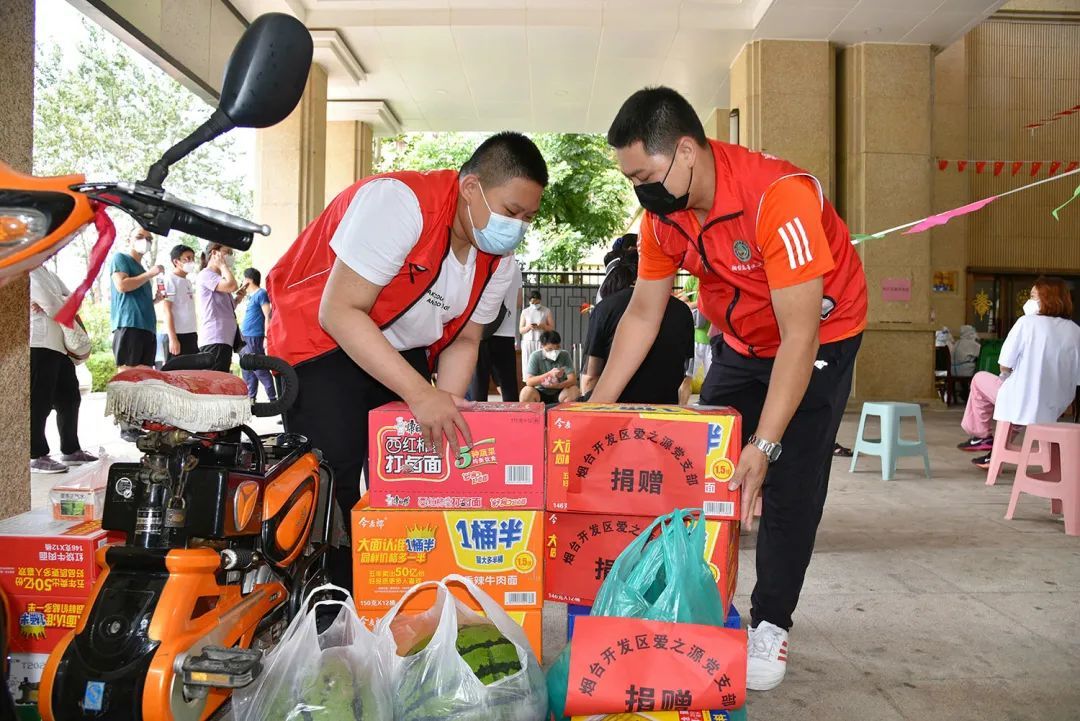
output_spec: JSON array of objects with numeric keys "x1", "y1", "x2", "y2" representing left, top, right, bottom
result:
[{"x1": 521, "y1": 270, "x2": 605, "y2": 373}]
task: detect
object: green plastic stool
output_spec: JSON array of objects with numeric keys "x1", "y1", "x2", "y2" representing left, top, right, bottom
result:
[{"x1": 850, "y1": 402, "x2": 932, "y2": 481}]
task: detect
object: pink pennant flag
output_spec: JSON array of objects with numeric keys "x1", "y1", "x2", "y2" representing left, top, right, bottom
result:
[
  {"x1": 903, "y1": 196, "x2": 999, "y2": 236},
  {"x1": 1067, "y1": 161, "x2": 1080, "y2": 173},
  {"x1": 957, "y1": 161, "x2": 968, "y2": 172},
  {"x1": 1030, "y1": 162, "x2": 1043, "y2": 176},
  {"x1": 1049, "y1": 161, "x2": 1062, "y2": 175},
  {"x1": 975, "y1": 161, "x2": 987, "y2": 174},
  {"x1": 938, "y1": 159, "x2": 949, "y2": 171},
  {"x1": 1012, "y1": 162, "x2": 1025, "y2": 176},
  {"x1": 993, "y1": 162, "x2": 1005, "y2": 176}
]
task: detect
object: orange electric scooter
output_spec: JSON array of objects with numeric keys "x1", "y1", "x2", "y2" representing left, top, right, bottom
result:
[{"x1": 0, "y1": 13, "x2": 331, "y2": 721}]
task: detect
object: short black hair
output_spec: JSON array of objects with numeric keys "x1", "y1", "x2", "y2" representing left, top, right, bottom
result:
[
  {"x1": 243, "y1": 267, "x2": 261, "y2": 285},
  {"x1": 460, "y1": 131, "x2": 548, "y2": 188},
  {"x1": 540, "y1": 330, "x2": 561, "y2": 346},
  {"x1": 529, "y1": 290, "x2": 542, "y2": 301},
  {"x1": 607, "y1": 86, "x2": 707, "y2": 155},
  {"x1": 612, "y1": 233, "x2": 638, "y2": 252},
  {"x1": 599, "y1": 256, "x2": 638, "y2": 300},
  {"x1": 170, "y1": 244, "x2": 195, "y2": 263}
]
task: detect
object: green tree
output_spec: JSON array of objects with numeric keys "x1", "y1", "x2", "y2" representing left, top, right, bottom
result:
[
  {"x1": 33, "y1": 18, "x2": 252, "y2": 300},
  {"x1": 376, "y1": 132, "x2": 634, "y2": 268}
]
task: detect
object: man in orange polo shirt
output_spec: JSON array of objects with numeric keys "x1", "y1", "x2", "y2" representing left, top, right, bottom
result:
[{"x1": 591, "y1": 87, "x2": 867, "y2": 691}]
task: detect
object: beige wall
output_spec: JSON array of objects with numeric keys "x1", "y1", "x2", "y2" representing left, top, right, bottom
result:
[
  {"x1": 73, "y1": 0, "x2": 245, "y2": 102},
  {"x1": 702, "y1": 107, "x2": 731, "y2": 143},
  {"x1": 0, "y1": 0, "x2": 34, "y2": 519},
  {"x1": 1001, "y1": 0, "x2": 1080, "y2": 11},
  {"x1": 730, "y1": 40, "x2": 836, "y2": 200},
  {"x1": 965, "y1": 19, "x2": 1080, "y2": 273},
  {"x1": 325, "y1": 121, "x2": 375, "y2": 208}
]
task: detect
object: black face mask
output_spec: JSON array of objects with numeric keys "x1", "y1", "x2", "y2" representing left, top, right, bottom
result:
[{"x1": 634, "y1": 148, "x2": 693, "y2": 216}]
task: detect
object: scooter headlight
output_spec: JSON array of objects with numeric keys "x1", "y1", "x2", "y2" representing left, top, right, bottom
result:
[{"x1": 0, "y1": 208, "x2": 48, "y2": 253}]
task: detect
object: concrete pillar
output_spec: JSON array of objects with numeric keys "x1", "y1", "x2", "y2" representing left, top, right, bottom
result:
[
  {"x1": 324, "y1": 121, "x2": 375, "y2": 208},
  {"x1": 930, "y1": 40, "x2": 970, "y2": 333},
  {"x1": 253, "y1": 64, "x2": 328, "y2": 273},
  {"x1": 0, "y1": 0, "x2": 34, "y2": 518},
  {"x1": 839, "y1": 43, "x2": 936, "y2": 403},
  {"x1": 730, "y1": 40, "x2": 836, "y2": 199}
]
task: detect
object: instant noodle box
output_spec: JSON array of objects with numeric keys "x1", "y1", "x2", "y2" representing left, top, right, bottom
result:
[
  {"x1": 7, "y1": 653, "x2": 47, "y2": 721},
  {"x1": 0, "y1": 510, "x2": 114, "y2": 601},
  {"x1": 544, "y1": 511, "x2": 739, "y2": 608},
  {"x1": 546, "y1": 404, "x2": 741, "y2": 521},
  {"x1": 570, "y1": 708, "x2": 748, "y2": 720},
  {"x1": 6, "y1": 594, "x2": 88, "y2": 654},
  {"x1": 368, "y1": 401, "x2": 545, "y2": 510},
  {"x1": 351, "y1": 496, "x2": 544, "y2": 613}
]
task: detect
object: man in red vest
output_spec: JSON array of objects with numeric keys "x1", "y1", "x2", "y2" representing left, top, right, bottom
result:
[
  {"x1": 267, "y1": 132, "x2": 547, "y2": 586},
  {"x1": 591, "y1": 88, "x2": 867, "y2": 691}
]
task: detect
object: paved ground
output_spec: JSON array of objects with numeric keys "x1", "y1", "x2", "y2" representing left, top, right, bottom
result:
[{"x1": 31, "y1": 398, "x2": 1080, "y2": 720}]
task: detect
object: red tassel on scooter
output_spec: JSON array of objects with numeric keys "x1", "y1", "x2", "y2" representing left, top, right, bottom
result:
[{"x1": 55, "y1": 203, "x2": 116, "y2": 328}]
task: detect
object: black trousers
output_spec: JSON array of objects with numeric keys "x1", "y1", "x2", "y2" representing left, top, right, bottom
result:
[
  {"x1": 285, "y1": 347, "x2": 430, "y2": 588},
  {"x1": 30, "y1": 347, "x2": 82, "y2": 458},
  {"x1": 198, "y1": 343, "x2": 234, "y2": 372},
  {"x1": 701, "y1": 333, "x2": 861, "y2": 631},
  {"x1": 467, "y1": 335, "x2": 519, "y2": 402}
]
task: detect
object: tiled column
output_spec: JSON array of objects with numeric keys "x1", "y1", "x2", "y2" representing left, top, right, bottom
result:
[
  {"x1": 253, "y1": 64, "x2": 328, "y2": 272},
  {"x1": 840, "y1": 43, "x2": 936, "y2": 403},
  {"x1": 0, "y1": 0, "x2": 34, "y2": 519}
]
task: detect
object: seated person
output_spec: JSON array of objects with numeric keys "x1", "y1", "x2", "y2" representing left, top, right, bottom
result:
[
  {"x1": 521, "y1": 330, "x2": 581, "y2": 403},
  {"x1": 581, "y1": 257, "x2": 693, "y2": 404},
  {"x1": 951, "y1": 324, "x2": 981, "y2": 378},
  {"x1": 958, "y1": 276, "x2": 1080, "y2": 468}
]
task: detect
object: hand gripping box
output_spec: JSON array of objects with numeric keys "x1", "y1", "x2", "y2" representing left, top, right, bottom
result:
[
  {"x1": 0, "y1": 510, "x2": 114, "y2": 601},
  {"x1": 544, "y1": 511, "x2": 739, "y2": 609},
  {"x1": 368, "y1": 402, "x2": 545, "y2": 511},
  {"x1": 546, "y1": 404, "x2": 741, "y2": 521}
]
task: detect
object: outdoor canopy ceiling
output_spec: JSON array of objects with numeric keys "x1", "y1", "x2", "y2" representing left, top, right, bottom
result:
[{"x1": 229, "y1": 0, "x2": 1007, "y2": 134}]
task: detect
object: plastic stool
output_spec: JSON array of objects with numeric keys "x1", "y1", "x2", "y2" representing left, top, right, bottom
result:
[
  {"x1": 986, "y1": 420, "x2": 1050, "y2": 486},
  {"x1": 850, "y1": 402, "x2": 931, "y2": 481},
  {"x1": 1005, "y1": 423, "x2": 1080, "y2": 536}
]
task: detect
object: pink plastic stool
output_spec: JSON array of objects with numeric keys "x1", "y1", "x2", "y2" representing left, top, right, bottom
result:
[
  {"x1": 986, "y1": 420, "x2": 1049, "y2": 486},
  {"x1": 1005, "y1": 423, "x2": 1080, "y2": 535}
]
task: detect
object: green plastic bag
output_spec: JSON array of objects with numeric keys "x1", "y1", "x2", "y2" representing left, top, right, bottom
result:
[{"x1": 547, "y1": 509, "x2": 726, "y2": 720}]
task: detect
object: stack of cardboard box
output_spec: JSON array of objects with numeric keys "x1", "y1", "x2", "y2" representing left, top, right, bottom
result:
[
  {"x1": 353, "y1": 402, "x2": 547, "y2": 658},
  {"x1": 0, "y1": 510, "x2": 118, "y2": 721}
]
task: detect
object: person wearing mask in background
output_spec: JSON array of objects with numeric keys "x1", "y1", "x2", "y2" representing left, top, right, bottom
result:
[
  {"x1": 582, "y1": 257, "x2": 693, "y2": 404},
  {"x1": 519, "y1": 290, "x2": 554, "y2": 376},
  {"x1": 29, "y1": 266, "x2": 97, "y2": 473},
  {"x1": 196, "y1": 243, "x2": 242, "y2": 372},
  {"x1": 957, "y1": 277, "x2": 1080, "y2": 467},
  {"x1": 160, "y1": 244, "x2": 200, "y2": 363},
  {"x1": 110, "y1": 228, "x2": 163, "y2": 371},
  {"x1": 594, "y1": 86, "x2": 868, "y2": 691},
  {"x1": 951, "y1": 324, "x2": 981, "y2": 379},
  {"x1": 239, "y1": 268, "x2": 277, "y2": 402},
  {"x1": 596, "y1": 233, "x2": 639, "y2": 304},
  {"x1": 267, "y1": 132, "x2": 547, "y2": 588},
  {"x1": 521, "y1": 330, "x2": 581, "y2": 404},
  {"x1": 467, "y1": 260, "x2": 523, "y2": 402}
]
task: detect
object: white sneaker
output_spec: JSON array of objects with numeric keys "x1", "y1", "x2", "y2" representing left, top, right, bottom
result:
[{"x1": 747, "y1": 621, "x2": 789, "y2": 691}]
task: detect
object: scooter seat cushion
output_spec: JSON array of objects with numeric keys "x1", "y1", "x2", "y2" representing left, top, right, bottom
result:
[{"x1": 106, "y1": 368, "x2": 252, "y2": 432}]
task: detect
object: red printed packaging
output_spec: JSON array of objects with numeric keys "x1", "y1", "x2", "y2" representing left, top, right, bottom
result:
[
  {"x1": 0, "y1": 510, "x2": 114, "y2": 601},
  {"x1": 368, "y1": 402, "x2": 545, "y2": 510},
  {"x1": 6, "y1": 594, "x2": 89, "y2": 654},
  {"x1": 545, "y1": 511, "x2": 738, "y2": 609},
  {"x1": 547, "y1": 404, "x2": 741, "y2": 520}
]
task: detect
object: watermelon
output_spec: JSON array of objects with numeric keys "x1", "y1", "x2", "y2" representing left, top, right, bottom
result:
[{"x1": 396, "y1": 622, "x2": 525, "y2": 721}]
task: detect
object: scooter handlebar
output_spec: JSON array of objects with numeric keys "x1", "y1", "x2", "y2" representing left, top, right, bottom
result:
[{"x1": 240, "y1": 354, "x2": 298, "y2": 418}]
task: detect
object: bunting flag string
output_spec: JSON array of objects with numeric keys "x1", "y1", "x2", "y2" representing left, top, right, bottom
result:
[
  {"x1": 1022, "y1": 102, "x2": 1080, "y2": 132},
  {"x1": 936, "y1": 159, "x2": 1078, "y2": 175},
  {"x1": 852, "y1": 165, "x2": 1080, "y2": 246}
]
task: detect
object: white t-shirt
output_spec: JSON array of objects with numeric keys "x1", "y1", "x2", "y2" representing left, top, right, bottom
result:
[
  {"x1": 520, "y1": 303, "x2": 550, "y2": 344},
  {"x1": 994, "y1": 314, "x2": 1080, "y2": 426},
  {"x1": 29, "y1": 267, "x2": 68, "y2": 354},
  {"x1": 494, "y1": 263, "x2": 523, "y2": 338},
  {"x1": 329, "y1": 178, "x2": 515, "y2": 351},
  {"x1": 163, "y1": 272, "x2": 197, "y2": 335}
]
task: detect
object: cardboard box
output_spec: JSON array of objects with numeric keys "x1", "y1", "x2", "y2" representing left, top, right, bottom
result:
[
  {"x1": 571, "y1": 709, "x2": 747, "y2": 720},
  {"x1": 359, "y1": 603, "x2": 544, "y2": 663},
  {"x1": 352, "y1": 498, "x2": 544, "y2": 614},
  {"x1": 368, "y1": 402, "x2": 546, "y2": 511},
  {"x1": 546, "y1": 404, "x2": 741, "y2": 521},
  {"x1": 544, "y1": 511, "x2": 738, "y2": 609},
  {"x1": 0, "y1": 510, "x2": 114, "y2": 600},
  {"x1": 7, "y1": 653, "x2": 48, "y2": 721},
  {"x1": 50, "y1": 475, "x2": 107, "y2": 522},
  {"x1": 7, "y1": 594, "x2": 87, "y2": 654}
]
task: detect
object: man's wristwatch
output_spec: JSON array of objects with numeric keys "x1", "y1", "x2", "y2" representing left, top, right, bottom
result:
[{"x1": 748, "y1": 434, "x2": 783, "y2": 463}]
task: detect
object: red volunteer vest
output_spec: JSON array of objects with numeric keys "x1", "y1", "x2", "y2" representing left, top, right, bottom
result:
[
  {"x1": 647, "y1": 140, "x2": 867, "y2": 358},
  {"x1": 266, "y1": 170, "x2": 501, "y2": 369}
]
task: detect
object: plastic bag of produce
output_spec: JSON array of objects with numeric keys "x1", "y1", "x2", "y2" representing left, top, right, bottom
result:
[
  {"x1": 548, "y1": 509, "x2": 737, "y2": 720},
  {"x1": 231, "y1": 584, "x2": 391, "y2": 721},
  {"x1": 376, "y1": 574, "x2": 547, "y2": 721}
]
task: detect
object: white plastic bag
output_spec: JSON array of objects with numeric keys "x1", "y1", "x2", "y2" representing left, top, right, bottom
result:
[
  {"x1": 231, "y1": 584, "x2": 391, "y2": 721},
  {"x1": 376, "y1": 574, "x2": 547, "y2": 721}
]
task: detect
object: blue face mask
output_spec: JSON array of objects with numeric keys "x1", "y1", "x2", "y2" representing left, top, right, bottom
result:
[{"x1": 468, "y1": 183, "x2": 529, "y2": 255}]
